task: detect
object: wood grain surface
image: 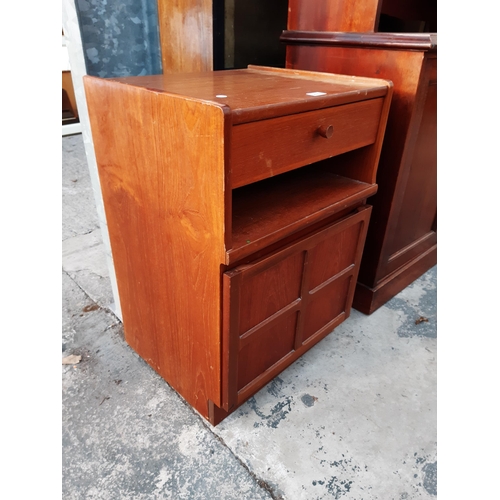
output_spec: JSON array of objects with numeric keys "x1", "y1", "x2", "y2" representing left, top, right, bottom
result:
[
  {"x1": 223, "y1": 206, "x2": 371, "y2": 410},
  {"x1": 157, "y1": 0, "x2": 213, "y2": 73},
  {"x1": 229, "y1": 168, "x2": 376, "y2": 264},
  {"x1": 84, "y1": 76, "x2": 227, "y2": 417},
  {"x1": 287, "y1": 0, "x2": 381, "y2": 32},
  {"x1": 231, "y1": 98, "x2": 384, "y2": 188},
  {"x1": 107, "y1": 66, "x2": 389, "y2": 124},
  {"x1": 84, "y1": 67, "x2": 393, "y2": 423}
]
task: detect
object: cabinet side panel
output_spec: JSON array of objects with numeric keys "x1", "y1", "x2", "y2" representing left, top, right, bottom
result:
[
  {"x1": 383, "y1": 58, "x2": 437, "y2": 274},
  {"x1": 286, "y1": 45, "x2": 424, "y2": 285},
  {"x1": 84, "y1": 77, "x2": 226, "y2": 416}
]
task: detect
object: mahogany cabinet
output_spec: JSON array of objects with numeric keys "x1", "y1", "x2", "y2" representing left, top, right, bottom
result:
[
  {"x1": 282, "y1": 18, "x2": 437, "y2": 314},
  {"x1": 84, "y1": 67, "x2": 392, "y2": 424}
]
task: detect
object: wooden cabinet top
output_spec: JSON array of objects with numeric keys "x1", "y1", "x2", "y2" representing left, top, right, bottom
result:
[{"x1": 95, "y1": 66, "x2": 391, "y2": 124}]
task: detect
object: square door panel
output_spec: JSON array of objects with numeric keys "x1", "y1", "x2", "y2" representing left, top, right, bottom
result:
[
  {"x1": 303, "y1": 275, "x2": 351, "y2": 342},
  {"x1": 238, "y1": 251, "x2": 304, "y2": 335},
  {"x1": 237, "y1": 311, "x2": 298, "y2": 391},
  {"x1": 307, "y1": 222, "x2": 360, "y2": 290}
]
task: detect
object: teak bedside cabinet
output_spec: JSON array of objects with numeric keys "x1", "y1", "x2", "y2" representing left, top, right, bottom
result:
[{"x1": 84, "y1": 66, "x2": 392, "y2": 425}]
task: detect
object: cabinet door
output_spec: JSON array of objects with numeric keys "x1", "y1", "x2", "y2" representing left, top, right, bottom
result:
[{"x1": 222, "y1": 206, "x2": 371, "y2": 411}]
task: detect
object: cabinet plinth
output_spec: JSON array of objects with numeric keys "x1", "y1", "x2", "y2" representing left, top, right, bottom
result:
[{"x1": 84, "y1": 66, "x2": 392, "y2": 424}]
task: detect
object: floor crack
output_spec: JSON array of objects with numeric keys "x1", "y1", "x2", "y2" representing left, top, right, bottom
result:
[
  {"x1": 62, "y1": 268, "x2": 119, "y2": 321},
  {"x1": 62, "y1": 226, "x2": 100, "y2": 243},
  {"x1": 198, "y1": 416, "x2": 284, "y2": 499},
  {"x1": 210, "y1": 431, "x2": 283, "y2": 499},
  {"x1": 166, "y1": 387, "x2": 282, "y2": 499}
]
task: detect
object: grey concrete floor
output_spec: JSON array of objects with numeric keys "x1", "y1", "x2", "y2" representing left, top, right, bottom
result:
[{"x1": 62, "y1": 134, "x2": 437, "y2": 499}]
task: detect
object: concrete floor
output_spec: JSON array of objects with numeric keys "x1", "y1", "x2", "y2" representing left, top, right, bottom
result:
[{"x1": 62, "y1": 134, "x2": 437, "y2": 499}]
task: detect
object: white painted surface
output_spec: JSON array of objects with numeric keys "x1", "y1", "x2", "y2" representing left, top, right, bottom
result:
[
  {"x1": 62, "y1": 122, "x2": 82, "y2": 136},
  {"x1": 62, "y1": 46, "x2": 71, "y2": 71}
]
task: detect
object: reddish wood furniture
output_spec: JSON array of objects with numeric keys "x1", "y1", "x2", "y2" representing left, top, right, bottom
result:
[
  {"x1": 286, "y1": 0, "x2": 436, "y2": 33},
  {"x1": 84, "y1": 66, "x2": 392, "y2": 424},
  {"x1": 282, "y1": 1, "x2": 437, "y2": 314}
]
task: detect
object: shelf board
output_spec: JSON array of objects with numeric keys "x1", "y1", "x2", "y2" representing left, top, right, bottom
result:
[{"x1": 228, "y1": 168, "x2": 377, "y2": 264}]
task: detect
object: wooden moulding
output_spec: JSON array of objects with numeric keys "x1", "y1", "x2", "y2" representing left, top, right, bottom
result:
[{"x1": 281, "y1": 31, "x2": 437, "y2": 52}]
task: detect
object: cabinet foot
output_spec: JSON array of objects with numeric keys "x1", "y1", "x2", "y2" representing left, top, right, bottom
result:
[{"x1": 208, "y1": 400, "x2": 231, "y2": 426}]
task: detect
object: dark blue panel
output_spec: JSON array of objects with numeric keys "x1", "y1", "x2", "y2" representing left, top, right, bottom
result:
[{"x1": 75, "y1": 0, "x2": 162, "y2": 77}]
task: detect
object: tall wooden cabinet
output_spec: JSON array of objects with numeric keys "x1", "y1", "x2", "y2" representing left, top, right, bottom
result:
[
  {"x1": 282, "y1": 0, "x2": 437, "y2": 314},
  {"x1": 84, "y1": 67, "x2": 392, "y2": 424}
]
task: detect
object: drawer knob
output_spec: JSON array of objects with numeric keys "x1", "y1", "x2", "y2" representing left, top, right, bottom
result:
[{"x1": 317, "y1": 124, "x2": 334, "y2": 139}]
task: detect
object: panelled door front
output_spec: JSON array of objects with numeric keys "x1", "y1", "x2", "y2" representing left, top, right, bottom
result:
[{"x1": 222, "y1": 206, "x2": 372, "y2": 411}]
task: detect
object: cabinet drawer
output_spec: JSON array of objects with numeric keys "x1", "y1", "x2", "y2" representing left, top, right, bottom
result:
[
  {"x1": 231, "y1": 98, "x2": 383, "y2": 188},
  {"x1": 222, "y1": 205, "x2": 371, "y2": 410}
]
